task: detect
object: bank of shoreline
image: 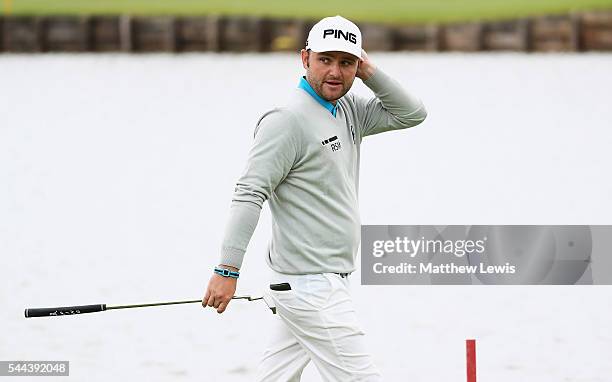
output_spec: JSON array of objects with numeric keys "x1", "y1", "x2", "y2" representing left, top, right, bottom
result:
[{"x1": 1, "y1": 11, "x2": 611, "y2": 53}]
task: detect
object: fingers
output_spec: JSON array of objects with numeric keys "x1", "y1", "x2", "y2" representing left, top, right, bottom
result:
[
  {"x1": 202, "y1": 288, "x2": 232, "y2": 312},
  {"x1": 206, "y1": 294, "x2": 216, "y2": 307},
  {"x1": 217, "y1": 301, "x2": 229, "y2": 314},
  {"x1": 202, "y1": 289, "x2": 211, "y2": 308},
  {"x1": 205, "y1": 294, "x2": 231, "y2": 313},
  {"x1": 202, "y1": 274, "x2": 237, "y2": 314}
]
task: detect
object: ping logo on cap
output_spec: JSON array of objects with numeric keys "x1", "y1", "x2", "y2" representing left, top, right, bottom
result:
[{"x1": 323, "y1": 29, "x2": 357, "y2": 44}]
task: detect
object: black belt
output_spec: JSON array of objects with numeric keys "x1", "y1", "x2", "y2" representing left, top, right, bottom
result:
[{"x1": 334, "y1": 272, "x2": 350, "y2": 278}]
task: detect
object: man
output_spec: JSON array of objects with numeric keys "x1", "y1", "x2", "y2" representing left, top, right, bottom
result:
[{"x1": 203, "y1": 15, "x2": 427, "y2": 381}]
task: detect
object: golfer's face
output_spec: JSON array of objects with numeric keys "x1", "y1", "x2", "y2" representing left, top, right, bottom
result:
[{"x1": 304, "y1": 50, "x2": 359, "y2": 103}]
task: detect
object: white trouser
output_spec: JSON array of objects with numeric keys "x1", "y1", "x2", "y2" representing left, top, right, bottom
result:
[{"x1": 256, "y1": 270, "x2": 382, "y2": 382}]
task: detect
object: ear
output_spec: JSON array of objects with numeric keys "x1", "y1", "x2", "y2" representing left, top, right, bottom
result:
[{"x1": 300, "y1": 49, "x2": 309, "y2": 70}]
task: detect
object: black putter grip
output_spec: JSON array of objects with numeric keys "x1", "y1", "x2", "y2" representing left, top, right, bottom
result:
[{"x1": 25, "y1": 304, "x2": 106, "y2": 318}]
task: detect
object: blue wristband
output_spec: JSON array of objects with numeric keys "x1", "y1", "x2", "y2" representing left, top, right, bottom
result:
[{"x1": 214, "y1": 267, "x2": 240, "y2": 279}]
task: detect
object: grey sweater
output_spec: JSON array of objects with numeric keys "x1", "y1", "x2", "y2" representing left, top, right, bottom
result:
[{"x1": 219, "y1": 68, "x2": 427, "y2": 274}]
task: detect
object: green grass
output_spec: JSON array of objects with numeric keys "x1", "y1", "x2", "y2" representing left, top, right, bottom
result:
[{"x1": 2, "y1": 0, "x2": 612, "y2": 24}]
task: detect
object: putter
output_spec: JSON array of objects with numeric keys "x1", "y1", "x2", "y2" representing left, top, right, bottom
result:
[{"x1": 24, "y1": 294, "x2": 276, "y2": 318}]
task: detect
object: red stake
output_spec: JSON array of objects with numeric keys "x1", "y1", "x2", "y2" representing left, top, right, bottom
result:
[{"x1": 466, "y1": 339, "x2": 477, "y2": 382}]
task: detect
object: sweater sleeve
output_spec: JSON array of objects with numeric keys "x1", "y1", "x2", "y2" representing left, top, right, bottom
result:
[
  {"x1": 354, "y1": 68, "x2": 427, "y2": 138},
  {"x1": 218, "y1": 108, "x2": 301, "y2": 269}
]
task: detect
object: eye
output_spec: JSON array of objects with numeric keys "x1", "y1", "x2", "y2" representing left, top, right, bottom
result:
[{"x1": 320, "y1": 57, "x2": 330, "y2": 63}]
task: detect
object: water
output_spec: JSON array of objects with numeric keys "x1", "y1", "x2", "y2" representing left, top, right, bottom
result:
[{"x1": 1, "y1": 52, "x2": 611, "y2": 381}]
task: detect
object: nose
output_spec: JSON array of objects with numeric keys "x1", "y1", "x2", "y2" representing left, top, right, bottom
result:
[{"x1": 328, "y1": 62, "x2": 342, "y2": 78}]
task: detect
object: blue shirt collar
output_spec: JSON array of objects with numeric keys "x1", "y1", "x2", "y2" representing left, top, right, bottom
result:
[{"x1": 298, "y1": 76, "x2": 338, "y2": 117}]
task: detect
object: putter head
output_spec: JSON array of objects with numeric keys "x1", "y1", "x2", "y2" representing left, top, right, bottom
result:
[
  {"x1": 262, "y1": 293, "x2": 277, "y2": 314},
  {"x1": 232, "y1": 294, "x2": 276, "y2": 314}
]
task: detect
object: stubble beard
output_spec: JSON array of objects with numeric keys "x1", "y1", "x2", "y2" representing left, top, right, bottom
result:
[{"x1": 307, "y1": 72, "x2": 353, "y2": 104}]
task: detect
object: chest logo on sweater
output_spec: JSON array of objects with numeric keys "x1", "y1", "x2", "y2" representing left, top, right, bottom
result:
[{"x1": 321, "y1": 135, "x2": 342, "y2": 152}]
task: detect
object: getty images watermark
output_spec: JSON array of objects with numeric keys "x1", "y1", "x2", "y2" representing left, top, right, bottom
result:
[{"x1": 361, "y1": 226, "x2": 612, "y2": 285}]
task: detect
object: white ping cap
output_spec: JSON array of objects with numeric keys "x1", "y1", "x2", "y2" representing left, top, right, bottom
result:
[{"x1": 305, "y1": 15, "x2": 362, "y2": 59}]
